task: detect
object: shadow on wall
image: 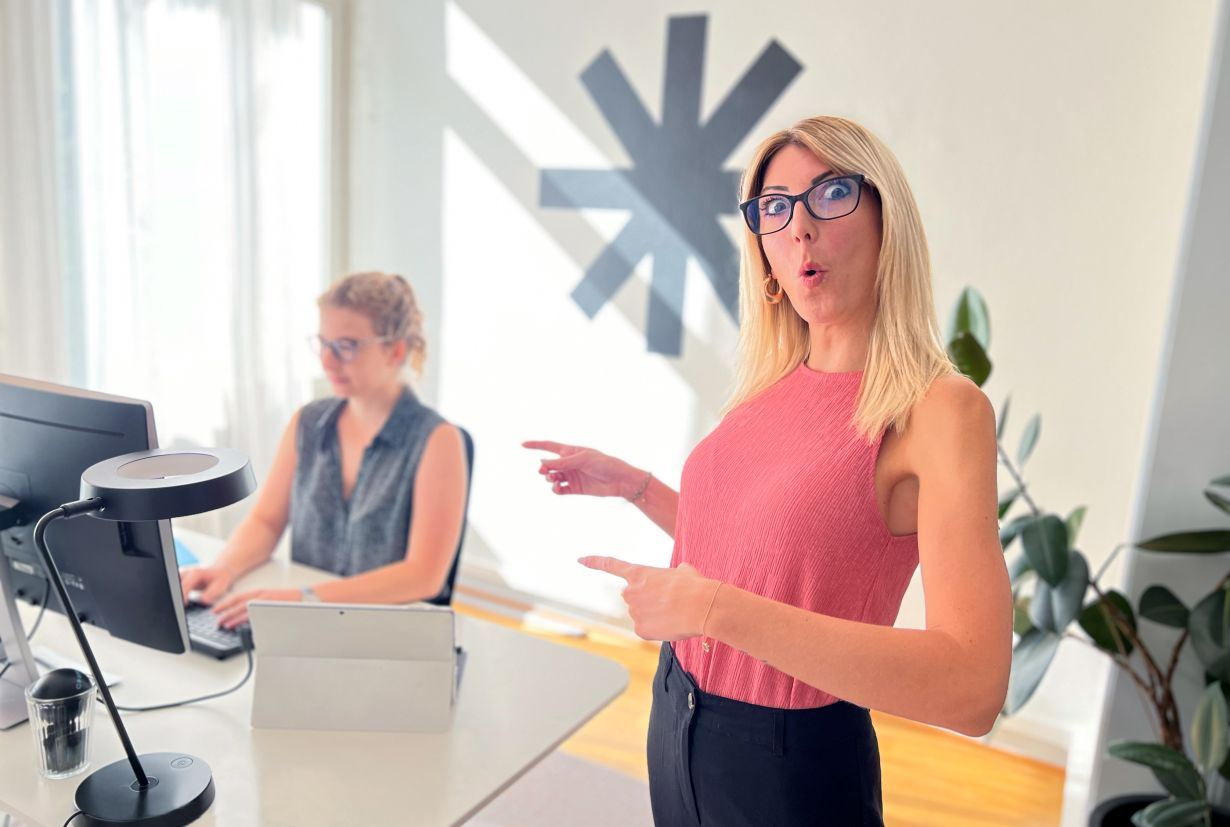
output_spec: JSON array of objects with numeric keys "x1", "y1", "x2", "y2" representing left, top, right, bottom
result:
[{"x1": 444, "y1": 11, "x2": 803, "y2": 423}]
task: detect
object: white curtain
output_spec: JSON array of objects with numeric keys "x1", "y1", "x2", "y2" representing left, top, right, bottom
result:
[
  {"x1": 0, "y1": 0, "x2": 69, "y2": 381},
  {"x1": 2, "y1": 0, "x2": 334, "y2": 535}
]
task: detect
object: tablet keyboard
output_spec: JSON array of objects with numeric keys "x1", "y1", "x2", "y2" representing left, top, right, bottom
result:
[{"x1": 185, "y1": 602, "x2": 247, "y2": 659}]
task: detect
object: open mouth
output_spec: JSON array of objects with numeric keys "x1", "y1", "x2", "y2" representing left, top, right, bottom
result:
[{"x1": 799, "y1": 264, "x2": 826, "y2": 282}]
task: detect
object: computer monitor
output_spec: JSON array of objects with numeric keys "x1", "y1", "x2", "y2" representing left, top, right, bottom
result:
[{"x1": 0, "y1": 375, "x2": 189, "y2": 671}]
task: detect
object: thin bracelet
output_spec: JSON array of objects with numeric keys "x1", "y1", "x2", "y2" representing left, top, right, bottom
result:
[
  {"x1": 627, "y1": 470, "x2": 652, "y2": 503},
  {"x1": 700, "y1": 582, "x2": 722, "y2": 653}
]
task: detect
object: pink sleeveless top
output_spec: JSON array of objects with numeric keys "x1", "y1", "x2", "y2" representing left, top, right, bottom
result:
[{"x1": 671, "y1": 363, "x2": 919, "y2": 709}]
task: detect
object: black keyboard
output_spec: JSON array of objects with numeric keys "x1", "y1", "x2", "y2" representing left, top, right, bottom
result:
[{"x1": 185, "y1": 602, "x2": 247, "y2": 659}]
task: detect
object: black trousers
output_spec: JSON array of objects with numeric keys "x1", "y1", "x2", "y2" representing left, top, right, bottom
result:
[{"x1": 647, "y1": 644, "x2": 884, "y2": 827}]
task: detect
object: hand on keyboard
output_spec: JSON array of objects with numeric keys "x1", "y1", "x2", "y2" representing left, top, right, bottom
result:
[{"x1": 185, "y1": 601, "x2": 249, "y2": 659}]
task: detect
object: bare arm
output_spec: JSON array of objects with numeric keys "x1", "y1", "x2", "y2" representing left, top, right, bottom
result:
[
  {"x1": 211, "y1": 421, "x2": 468, "y2": 626},
  {"x1": 524, "y1": 440, "x2": 679, "y2": 539},
  {"x1": 212, "y1": 411, "x2": 298, "y2": 578},
  {"x1": 621, "y1": 471, "x2": 679, "y2": 538},
  {"x1": 312, "y1": 423, "x2": 468, "y2": 604},
  {"x1": 182, "y1": 411, "x2": 299, "y2": 604},
  {"x1": 581, "y1": 377, "x2": 1013, "y2": 737}
]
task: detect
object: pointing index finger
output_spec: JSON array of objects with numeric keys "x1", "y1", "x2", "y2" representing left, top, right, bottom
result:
[
  {"x1": 578, "y1": 555, "x2": 639, "y2": 580},
  {"x1": 522, "y1": 440, "x2": 566, "y2": 455}
]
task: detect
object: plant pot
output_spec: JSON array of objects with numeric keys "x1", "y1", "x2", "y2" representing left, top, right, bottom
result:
[{"x1": 1090, "y1": 794, "x2": 1230, "y2": 826}]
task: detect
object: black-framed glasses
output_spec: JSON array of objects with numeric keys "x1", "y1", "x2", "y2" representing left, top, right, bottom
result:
[
  {"x1": 307, "y1": 334, "x2": 397, "y2": 363},
  {"x1": 739, "y1": 173, "x2": 867, "y2": 236}
]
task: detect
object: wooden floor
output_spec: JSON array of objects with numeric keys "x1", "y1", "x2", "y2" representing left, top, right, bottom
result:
[{"x1": 455, "y1": 597, "x2": 1064, "y2": 827}]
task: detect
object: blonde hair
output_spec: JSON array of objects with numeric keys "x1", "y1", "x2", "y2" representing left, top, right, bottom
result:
[
  {"x1": 317, "y1": 272, "x2": 427, "y2": 375},
  {"x1": 725, "y1": 115, "x2": 955, "y2": 441}
]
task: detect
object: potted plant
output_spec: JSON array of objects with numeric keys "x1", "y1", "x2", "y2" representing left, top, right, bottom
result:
[{"x1": 946, "y1": 287, "x2": 1230, "y2": 827}]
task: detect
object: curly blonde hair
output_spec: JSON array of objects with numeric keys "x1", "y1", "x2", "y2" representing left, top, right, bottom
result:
[{"x1": 318, "y1": 272, "x2": 427, "y2": 376}]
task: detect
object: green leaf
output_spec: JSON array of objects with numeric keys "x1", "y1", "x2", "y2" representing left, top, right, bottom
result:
[
  {"x1": 1211, "y1": 474, "x2": 1230, "y2": 487},
  {"x1": 1004, "y1": 629, "x2": 1061, "y2": 714},
  {"x1": 1030, "y1": 551, "x2": 1089, "y2": 633},
  {"x1": 1138, "y1": 531, "x2": 1230, "y2": 553},
  {"x1": 1189, "y1": 590, "x2": 1230, "y2": 682},
  {"x1": 1108, "y1": 741, "x2": 1205, "y2": 800},
  {"x1": 948, "y1": 287, "x2": 991, "y2": 350},
  {"x1": 1013, "y1": 596, "x2": 1033, "y2": 636},
  {"x1": 947, "y1": 332, "x2": 992, "y2": 387},
  {"x1": 1021, "y1": 514, "x2": 1070, "y2": 586},
  {"x1": 996, "y1": 395, "x2": 1011, "y2": 441},
  {"x1": 1007, "y1": 553, "x2": 1032, "y2": 583},
  {"x1": 1131, "y1": 798, "x2": 1209, "y2": 827},
  {"x1": 1080, "y1": 590, "x2": 1136, "y2": 656},
  {"x1": 1204, "y1": 489, "x2": 1230, "y2": 517},
  {"x1": 1017, "y1": 414, "x2": 1041, "y2": 467},
  {"x1": 998, "y1": 487, "x2": 1020, "y2": 520},
  {"x1": 1139, "y1": 586, "x2": 1190, "y2": 629},
  {"x1": 1000, "y1": 513, "x2": 1034, "y2": 552},
  {"x1": 1066, "y1": 506, "x2": 1088, "y2": 547},
  {"x1": 1192, "y1": 682, "x2": 1229, "y2": 774}
]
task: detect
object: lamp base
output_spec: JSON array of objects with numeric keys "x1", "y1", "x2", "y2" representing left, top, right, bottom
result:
[{"x1": 74, "y1": 752, "x2": 214, "y2": 826}]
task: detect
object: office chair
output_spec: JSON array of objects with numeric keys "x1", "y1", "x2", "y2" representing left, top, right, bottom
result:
[{"x1": 427, "y1": 425, "x2": 473, "y2": 607}]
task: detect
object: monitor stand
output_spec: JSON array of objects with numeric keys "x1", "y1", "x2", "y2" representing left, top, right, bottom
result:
[{"x1": 0, "y1": 551, "x2": 39, "y2": 729}]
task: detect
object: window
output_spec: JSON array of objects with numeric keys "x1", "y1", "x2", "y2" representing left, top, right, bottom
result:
[{"x1": 54, "y1": 0, "x2": 333, "y2": 501}]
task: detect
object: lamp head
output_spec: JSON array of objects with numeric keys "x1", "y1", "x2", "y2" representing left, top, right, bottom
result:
[{"x1": 80, "y1": 448, "x2": 255, "y2": 521}]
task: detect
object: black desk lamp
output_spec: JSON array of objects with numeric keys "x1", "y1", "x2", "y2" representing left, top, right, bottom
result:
[{"x1": 33, "y1": 447, "x2": 254, "y2": 826}]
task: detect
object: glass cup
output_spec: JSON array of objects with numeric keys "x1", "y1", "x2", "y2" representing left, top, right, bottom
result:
[{"x1": 25, "y1": 668, "x2": 96, "y2": 780}]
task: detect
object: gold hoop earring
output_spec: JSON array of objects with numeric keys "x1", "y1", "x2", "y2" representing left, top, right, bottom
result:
[{"x1": 763, "y1": 276, "x2": 784, "y2": 305}]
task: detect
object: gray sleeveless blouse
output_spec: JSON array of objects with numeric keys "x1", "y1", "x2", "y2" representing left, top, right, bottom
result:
[{"x1": 291, "y1": 387, "x2": 444, "y2": 576}]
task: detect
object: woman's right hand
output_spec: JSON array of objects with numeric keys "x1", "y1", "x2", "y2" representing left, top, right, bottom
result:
[
  {"x1": 523, "y1": 440, "x2": 644, "y2": 500},
  {"x1": 179, "y1": 565, "x2": 236, "y2": 606}
]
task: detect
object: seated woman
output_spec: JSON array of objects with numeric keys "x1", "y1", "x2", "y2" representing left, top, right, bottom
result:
[{"x1": 180, "y1": 271, "x2": 468, "y2": 628}]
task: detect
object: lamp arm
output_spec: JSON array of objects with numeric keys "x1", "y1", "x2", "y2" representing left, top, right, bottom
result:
[{"x1": 33, "y1": 502, "x2": 150, "y2": 788}]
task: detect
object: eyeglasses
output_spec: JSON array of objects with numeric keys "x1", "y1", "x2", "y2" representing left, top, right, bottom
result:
[
  {"x1": 306, "y1": 334, "x2": 397, "y2": 363},
  {"x1": 739, "y1": 174, "x2": 867, "y2": 236}
]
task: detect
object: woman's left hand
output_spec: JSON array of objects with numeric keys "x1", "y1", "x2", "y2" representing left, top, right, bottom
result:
[
  {"x1": 579, "y1": 556, "x2": 720, "y2": 642},
  {"x1": 212, "y1": 588, "x2": 302, "y2": 629}
]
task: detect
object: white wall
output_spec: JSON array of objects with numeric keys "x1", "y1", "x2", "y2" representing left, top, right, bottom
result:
[
  {"x1": 1091, "y1": 0, "x2": 1230, "y2": 809},
  {"x1": 345, "y1": 1, "x2": 1219, "y2": 819}
]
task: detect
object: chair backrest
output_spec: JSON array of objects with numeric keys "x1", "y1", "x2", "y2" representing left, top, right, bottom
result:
[{"x1": 426, "y1": 425, "x2": 474, "y2": 607}]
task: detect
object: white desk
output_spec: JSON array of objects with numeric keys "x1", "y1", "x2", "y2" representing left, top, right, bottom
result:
[{"x1": 0, "y1": 531, "x2": 628, "y2": 826}]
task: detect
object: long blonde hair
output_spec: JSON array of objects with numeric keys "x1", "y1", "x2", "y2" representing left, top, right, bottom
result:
[{"x1": 725, "y1": 116, "x2": 955, "y2": 441}]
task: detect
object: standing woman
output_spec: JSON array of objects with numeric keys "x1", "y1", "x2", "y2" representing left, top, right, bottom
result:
[
  {"x1": 182, "y1": 271, "x2": 469, "y2": 628},
  {"x1": 526, "y1": 116, "x2": 1011, "y2": 825}
]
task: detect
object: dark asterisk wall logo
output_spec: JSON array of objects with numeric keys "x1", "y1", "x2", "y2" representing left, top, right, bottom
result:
[{"x1": 540, "y1": 16, "x2": 802, "y2": 356}]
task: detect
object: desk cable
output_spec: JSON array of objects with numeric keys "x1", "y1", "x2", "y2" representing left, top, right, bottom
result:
[
  {"x1": 115, "y1": 625, "x2": 255, "y2": 713},
  {"x1": 2, "y1": 598, "x2": 253, "y2": 712}
]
